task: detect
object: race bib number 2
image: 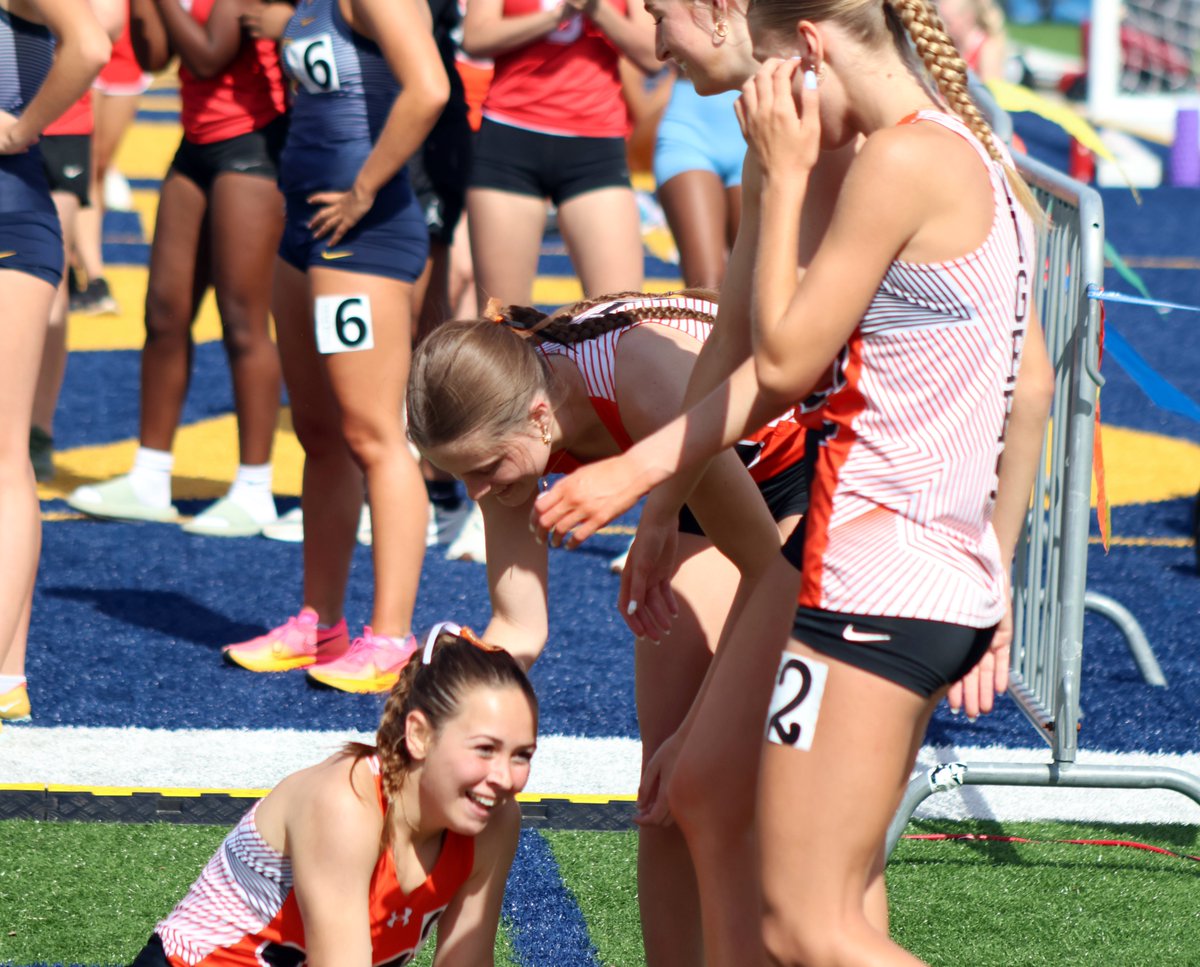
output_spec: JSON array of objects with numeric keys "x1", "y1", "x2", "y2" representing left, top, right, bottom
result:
[
  {"x1": 765, "y1": 652, "x2": 829, "y2": 751},
  {"x1": 315, "y1": 295, "x2": 374, "y2": 355}
]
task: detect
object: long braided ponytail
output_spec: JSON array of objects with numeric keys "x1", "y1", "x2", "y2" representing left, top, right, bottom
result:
[{"x1": 407, "y1": 290, "x2": 720, "y2": 451}]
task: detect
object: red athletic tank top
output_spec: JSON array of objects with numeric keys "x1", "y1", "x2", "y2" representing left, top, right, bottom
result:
[
  {"x1": 97, "y1": 19, "x2": 149, "y2": 91},
  {"x1": 45, "y1": 92, "x2": 93, "y2": 136},
  {"x1": 483, "y1": 0, "x2": 628, "y2": 137},
  {"x1": 178, "y1": 0, "x2": 287, "y2": 144},
  {"x1": 155, "y1": 757, "x2": 476, "y2": 965}
]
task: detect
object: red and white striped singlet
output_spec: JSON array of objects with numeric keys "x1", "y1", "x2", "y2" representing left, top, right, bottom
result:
[
  {"x1": 795, "y1": 111, "x2": 1035, "y2": 627},
  {"x1": 540, "y1": 294, "x2": 808, "y2": 479}
]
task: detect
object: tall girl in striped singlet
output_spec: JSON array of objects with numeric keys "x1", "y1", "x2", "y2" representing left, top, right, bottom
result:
[
  {"x1": 0, "y1": 0, "x2": 110, "y2": 728},
  {"x1": 407, "y1": 290, "x2": 810, "y2": 967},
  {"x1": 534, "y1": 0, "x2": 1055, "y2": 962},
  {"x1": 130, "y1": 625, "x2": 538, "y2": 967},
  {"x1": 220, "y1": 0, "x2": 449, "y2": 692}
]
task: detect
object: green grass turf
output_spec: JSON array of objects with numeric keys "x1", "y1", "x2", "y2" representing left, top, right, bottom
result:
[
  {"x1": 2, "y1": 819, "x2": 1198, "y2": 965},
  {"x1": 547, "y1": 821, "x2": 1199, "y2": 967},
  {"x1": 1008, "y1": 21, "x2": 1083, "y2": 58},
  {"x1": 0, "y1": 820, "x2": 517, "y2": 966},
  {"x1": 544, "y1": 831, "x2": 644, "y2": 967}
]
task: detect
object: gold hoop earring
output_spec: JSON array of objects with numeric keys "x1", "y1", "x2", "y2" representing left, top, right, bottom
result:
[{"x1": 540, "y1": 423, "x2": 551, "y2": 447}]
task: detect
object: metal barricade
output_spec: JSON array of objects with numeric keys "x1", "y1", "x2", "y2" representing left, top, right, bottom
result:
[{"x1": 884, "y1": 154, "x2": 1200, "y2": 855}]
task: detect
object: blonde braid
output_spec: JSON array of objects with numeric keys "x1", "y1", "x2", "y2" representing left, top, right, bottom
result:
[
  {"x1": 886, "y1": 0, "x2": 1002, "y2": 163},
  {"x1": 536, "y1": 290, "x2": 720, "y2": 345},
  {"x1": 342, "y1": 659, "x2": 421, "y2": 846},
  {"x1": 886, "y1": 0, "x2": 1041, "y2": 217}
]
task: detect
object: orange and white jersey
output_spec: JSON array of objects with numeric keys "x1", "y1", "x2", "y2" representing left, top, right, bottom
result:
[
  {"x1": 156, "y1": 757, "x2": 474, "y2": 966},
  {"x1": 795, "y1": 110, "x2": 1035, "y2": 627},
  {"x1": 540, "y1": 294, "x2": 808, "y2": 480}
]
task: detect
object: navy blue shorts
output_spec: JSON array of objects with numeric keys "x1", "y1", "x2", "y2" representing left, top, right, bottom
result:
[
  {"x1": 279, "y1": 179, "x2": 429, "y2": 282},
  {"x1": 0, "y1": 210, "x2": 64, "y2": 287}
]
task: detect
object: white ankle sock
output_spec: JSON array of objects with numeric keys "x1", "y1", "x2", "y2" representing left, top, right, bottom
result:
[
  {"x1": 0, "y1": 674, "x2": 27, "y2": 692},
  {"x1": 128, "y1": 447, "x2": 173, "y2": 508},
  {"x1": 227, "y1": 463, "x2": 278, "y2": 524}
]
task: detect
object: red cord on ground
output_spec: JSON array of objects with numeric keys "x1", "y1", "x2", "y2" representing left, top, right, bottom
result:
[{"x1": 903, "y1": 833, "x2": 1200, "y2": 862}]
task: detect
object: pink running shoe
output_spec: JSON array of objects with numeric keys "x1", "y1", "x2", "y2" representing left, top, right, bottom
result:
[
  {"x1": 305, "y1": 627, "x2": 418, "y2": 693},
  {"x1": 222, "y1": 608, "x2": 350, "y2": 672}
]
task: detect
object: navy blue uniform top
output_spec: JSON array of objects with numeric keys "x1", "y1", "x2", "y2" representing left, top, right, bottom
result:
[
  {"x1": 278, "y1": 0, "x2": 407, "y2": 197},
  {"x1": 0, "y1": 5, "x2": 55, "y2": 212}
]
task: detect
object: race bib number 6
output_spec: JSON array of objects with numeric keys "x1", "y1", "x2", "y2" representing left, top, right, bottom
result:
[
  {"x1": 285, "y1": 33, "x2": 341, "y2": 94},
  {"x1": 765, "y1": 652, "x2": 829, "y2": 751},
  {"x1": 315, "y1": 295, "x2": 374, "y2": 355}
]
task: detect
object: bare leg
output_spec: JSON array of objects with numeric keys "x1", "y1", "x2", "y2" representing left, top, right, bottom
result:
[
  {"x1": 312, "y1": 267, "x2": 425, "y2": 636},
  {"x1": 415, "y1": 238, "x2": 451, "y2": 343},
  {"x1": 446, "y1": 212, "x2": 475, "y2": 319},
  {"x1": 466, "y1": 187, "x2": 546, "y2": 310},
  {"x1": 758, "y1": 646, "x2": 944, "y2": 967},
  {"x1": 0, "y1": 272, "x2": 55, "y2": 674},
  {"x1": 272, "y1": 257, "x2": 360, "y2": 626},
  {"x1": 667, "y1": 551, "x2": 802, "y2": 967},
  {"x1": 657, "y1": 169, "x2": 734, "y2": 290},
  {"x1": 636, "y1": 534, "x2": 742, "y2": 967},
  {"x1": 556, "y1": 186, "x2": 644, "y2": 297},
  {"x1": 31, "y1": 191, "x2": 80, "y2": 437},
  {"x1": 76, "y1": 89, "x2": 142, "y2": 283},
  {"x1": 139, "y1": 169, "x2": 210, "y2": 451},
  {"x1": 207, "y1": 171, "x2": 284, "y2": 466}
]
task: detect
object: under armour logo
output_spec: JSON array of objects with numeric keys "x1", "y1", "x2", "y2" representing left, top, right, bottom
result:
[{"x1": 387, "y1": 908, "x2": 413, "y2": 928}]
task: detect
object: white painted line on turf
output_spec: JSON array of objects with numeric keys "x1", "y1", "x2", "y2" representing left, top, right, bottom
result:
[
  {"x1": 2, "y1": 728, "x2": 1198, "y2": 824},
  {"x1": 0, "y1": 727, "x2": 642, "y2": 798}
]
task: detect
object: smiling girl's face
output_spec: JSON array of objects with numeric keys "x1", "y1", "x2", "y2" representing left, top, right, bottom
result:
[
  {"x1": 422, "y1": 422, "x2": 550, "y2": 507},
  {"x1": 414, "y1": 684, "x2": 537, "y2": 836},
  {"x1": 645, "y1": 0, "x2": 759, "y2": 93}
]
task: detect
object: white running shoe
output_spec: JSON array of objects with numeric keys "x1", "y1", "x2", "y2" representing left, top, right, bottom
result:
[
  {"x1": 445, "y1": 502, "x2": 486, "y2": 563},
  {"x1": 104, "y1": 169, "x2": 134, "y2": 211},
  {"x1": 261, "y1": 505, "x2": 372, "y2": 545},
  {"x1": 427, "y1": 500, "x2": 472, "y2": 547},
  {"x1": 262, "y1": 506, "x2": 304, "y2": 543}
]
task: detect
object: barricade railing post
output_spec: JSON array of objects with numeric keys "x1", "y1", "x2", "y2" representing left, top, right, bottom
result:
[{"x1": 885, "y1": 153, "x2": 1200, "y2": 858}]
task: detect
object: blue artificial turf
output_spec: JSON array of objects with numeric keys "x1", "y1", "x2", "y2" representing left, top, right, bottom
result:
[{"x1": 20, "y1": 106, "x2": 1200, "y2": 757}]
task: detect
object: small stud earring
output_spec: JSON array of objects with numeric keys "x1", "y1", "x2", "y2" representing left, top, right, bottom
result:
[{"x1": 713, "y1": 19, "x2": 728, "y2": 41}]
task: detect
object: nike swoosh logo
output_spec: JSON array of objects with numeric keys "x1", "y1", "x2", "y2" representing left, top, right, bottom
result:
[
  {"x1": 63, "y1": 165, "x2": 84, "y2": 178},
  {"x1": 842, "y1": 624, "x2": 892, "y2": 643},
  {"x1": 321, "y1": 250, "x2": 354, "y2": 260},
  {"x1": 0, "y1": 251, "x2": 16, "y2": 259},
  {"x1": 0, "y1": 700, "x2": 22, "y2": 713},
  {"x1": 300, "y1": 16, "x2": 316, "y2": 25}
]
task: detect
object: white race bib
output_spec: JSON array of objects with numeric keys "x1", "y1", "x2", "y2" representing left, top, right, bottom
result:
[
  {"x1": 315, "y1": 295, "x2": 374, "y2": 355},
  {"x1": 764, "y1": 652, "x2": 829, "y2": 751},
  {"x1": 285, "y1": 33, "x2": 341, "y2": 94}
]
